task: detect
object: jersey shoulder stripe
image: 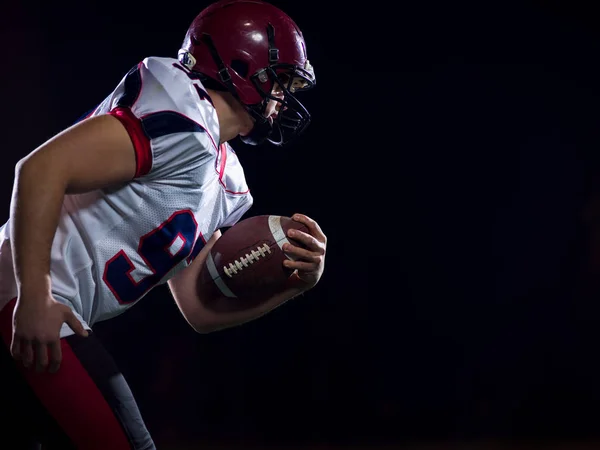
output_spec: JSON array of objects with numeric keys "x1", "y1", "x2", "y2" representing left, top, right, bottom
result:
[{"x1": 97, "y1": 57, "x2": 220, "y2": 180}]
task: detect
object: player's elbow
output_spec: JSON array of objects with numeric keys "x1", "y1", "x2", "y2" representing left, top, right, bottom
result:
[
  {"x1": 175, "y1": 294, "x2": 223, "y2": 334},
  {"x1": 185, "y1": 300, "x2": 244, "y2": 334},
  {"x1": 190, "y1": 315, "x2": 214, "y2": 333},
  {"x1": 16, "y1": 154, "x2": 41, "y2": 177},
  {"x1": 14, "y1": 158, "x2": 27, "y2": 183},
  {"x1": 15, "y1": 153, "x2": 68, "y2": 192},
  {"x1": 193, "y1": 325, "x2": 219, "y2": 334},
  {"x1": 189, "y1": 315, "x2": 222, "y2": 334}
]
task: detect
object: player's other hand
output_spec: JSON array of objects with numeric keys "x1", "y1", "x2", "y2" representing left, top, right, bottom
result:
[
  {"x1": 11, "y1": 293, "x2": 88, "y2": 373},
  {"x1": 283, "y1": 213, "x2": 327, "y2": 289}
]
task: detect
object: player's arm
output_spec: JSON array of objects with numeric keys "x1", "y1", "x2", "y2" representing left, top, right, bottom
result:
[
  {"x1": 11, "y1": 114, "x2": 137, "y2": 297},
  {"x1": 168, "y1": 214, "x2": 326, "y2": 333},
  {"x1": 168, "y1": 235, "x2": 306, "y2": 333}
]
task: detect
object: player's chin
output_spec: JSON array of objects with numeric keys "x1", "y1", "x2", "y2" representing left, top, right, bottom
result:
[
  {"x1": 237, "y1": 114, "x2": 256, "y2": 137},
  {"x1": 238, "y1": 127, "x2": 251, "y2": 137}
]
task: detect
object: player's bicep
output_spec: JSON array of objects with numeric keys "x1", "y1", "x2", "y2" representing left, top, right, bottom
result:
[
  {"x1": 168, "y1": 230, "x2": 222, "y2": 333},
  {"x1": 18, "y1": 114, "x2": 137, "y2": 194}
]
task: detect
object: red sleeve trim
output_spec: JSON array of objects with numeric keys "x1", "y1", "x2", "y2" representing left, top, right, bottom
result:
[{"x1": 107, "y1": 107, "x2": 152, "y2": 178}]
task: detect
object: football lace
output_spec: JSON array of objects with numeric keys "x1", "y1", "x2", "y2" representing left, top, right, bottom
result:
[{"x1": 223, "y1": 243, "x2": 272, "y2": 278}]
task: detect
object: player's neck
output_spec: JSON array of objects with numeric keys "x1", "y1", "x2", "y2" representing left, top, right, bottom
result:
[{"x1": 208, "y1": 89, "x2": 254, "y2": 144}]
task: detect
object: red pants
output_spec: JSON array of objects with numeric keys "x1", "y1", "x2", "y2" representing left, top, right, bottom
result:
[{"x1": 0, "y1": 298, "x2": 155, "y2": 450}]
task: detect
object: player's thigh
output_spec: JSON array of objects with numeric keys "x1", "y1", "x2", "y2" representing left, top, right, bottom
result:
[
  {"x1": 0, "y1": 338, "x2": 48, "y2": 450},
  {"x1": 0, "y1": 301, "x2": 75, "y2": 450},
  {"x1": 36, "y1": 332, "x2": 156, "y2": 450},
  {"x1": 0, "y1": 300, "x2": 156, "y2": 450}
]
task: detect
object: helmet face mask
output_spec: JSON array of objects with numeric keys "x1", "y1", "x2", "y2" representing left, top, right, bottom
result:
[
  {"x1": 178, "y1": 0, "x2": 316, "y2": 147},
  {"x1": 247, "y1": 61, "x2": 315, "y2": 146}
]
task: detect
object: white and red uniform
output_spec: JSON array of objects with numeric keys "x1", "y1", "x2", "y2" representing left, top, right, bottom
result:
[{"x1": 0, "y1": 56, "x2": 253, "y2": 337}]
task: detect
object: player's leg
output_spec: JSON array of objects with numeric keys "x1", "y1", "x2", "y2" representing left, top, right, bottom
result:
[
  {"x1": 0, "y1": 299, "x2": 156, "y2": 450},
  {"x1": 0, "y1": 326, "x2": 74, "y2": 449}
]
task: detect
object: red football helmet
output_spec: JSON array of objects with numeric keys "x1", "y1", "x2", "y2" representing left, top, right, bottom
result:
[{"x1": 178, "y1": 0, "x2": 316, "y2": 146}]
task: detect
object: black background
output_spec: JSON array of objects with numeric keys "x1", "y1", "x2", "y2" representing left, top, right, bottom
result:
[{"x1": 3, "y1": 0, "x2": 600, "y2": 447}]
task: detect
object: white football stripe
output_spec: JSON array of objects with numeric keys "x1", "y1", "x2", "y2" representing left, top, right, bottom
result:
[
  {"x1": 268, "y1": 215, "x2": 296, "y2": 260},
  {"x1": 206, "y1": 252, "x2": 237, "y2": 298}
]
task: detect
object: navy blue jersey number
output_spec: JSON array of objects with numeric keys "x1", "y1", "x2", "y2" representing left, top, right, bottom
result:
[{"x1": 103, "y1": 210, "x2": 204, "y2": 304}]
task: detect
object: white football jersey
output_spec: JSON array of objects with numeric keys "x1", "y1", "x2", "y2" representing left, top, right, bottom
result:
[{"x1": 0, "y1": 56, "x2": 253, "y2": 337}]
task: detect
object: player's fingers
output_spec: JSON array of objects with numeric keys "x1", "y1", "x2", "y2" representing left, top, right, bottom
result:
[
  {"x1": 34, "y1": 339, "x2": 49, "y2": 373},
  {"x1": 287, "y1": 228, "x2": 325, "y2": 254},
  {"x1": 283, "y1": 242, "x2": 318, "y2": 261},
  {"x1": 292, "y1": 214, "x2": 327, "y2": 242},
  {"x1": 64, "y1": 310, "x2": 88, "y2": 338},
  {"x1": 48, "y1": 341, "x2": 62, "y2": 373},
  {"x1": 20, "y1": 339, "x2": 34, "y2": 368},
  {"x1": 283, "y1": 257, "x2": 321, "y2": 272}
]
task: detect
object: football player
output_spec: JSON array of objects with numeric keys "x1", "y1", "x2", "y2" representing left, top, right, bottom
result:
[{"x1": 0, "y1": 1, "x2": 326, "y2": 449}]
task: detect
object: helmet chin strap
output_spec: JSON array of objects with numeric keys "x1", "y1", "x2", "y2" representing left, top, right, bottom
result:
[
  {"x1": 239, "y1": 23, "x2": 280, "y2": 146},
  {"x1": 240, "y1": 105, "x2": 273, "y2": 146}
]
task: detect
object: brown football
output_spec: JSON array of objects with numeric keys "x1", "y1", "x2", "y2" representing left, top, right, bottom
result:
[{"x1": 196, "y1": 215, "x2": 309, "y2": 312}]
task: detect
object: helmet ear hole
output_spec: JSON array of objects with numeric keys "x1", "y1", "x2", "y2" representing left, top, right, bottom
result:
[{"x1": 230, "y1": 59, "x2": 249, "y2": 78}]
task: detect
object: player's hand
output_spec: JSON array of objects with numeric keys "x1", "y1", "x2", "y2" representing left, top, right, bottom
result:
[
  {"x1": 283, "y1": 213, "x2": 327, "y2": 289},
  {"x1": 11, "y1": 292, "x2": 88, "y2": 373}
]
